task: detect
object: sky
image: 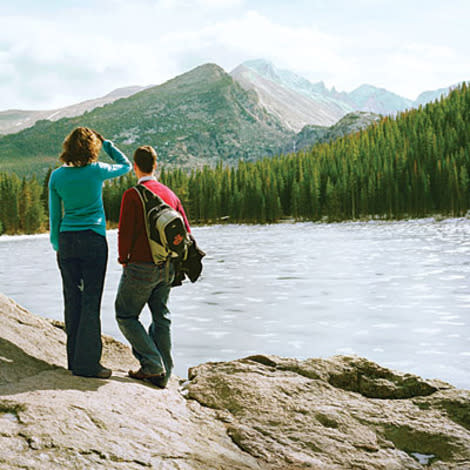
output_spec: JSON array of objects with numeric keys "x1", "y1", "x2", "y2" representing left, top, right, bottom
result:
[{"x1": 1, "y1": 0, "x2": 469, "y2": 110}]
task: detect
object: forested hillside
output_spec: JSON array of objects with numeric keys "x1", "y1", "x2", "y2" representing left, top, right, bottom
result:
[
  {"x1": 286, "y1": 112, "x2": 381, "y2": 154},
  {"x1": 0, "y1": 83, "x2": 468, "y2": 234},
  {"x1": 160, "y1": 82, "x2": 470, "y2": 223}
]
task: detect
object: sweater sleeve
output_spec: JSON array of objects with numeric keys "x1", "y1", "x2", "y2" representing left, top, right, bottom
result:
[
  {"x1": 176, "y1": 199, "x2": 191, "y2": 233},
  {"x1": 48, "y1": 176, "x2": 62, "y2": 251},
  {"x1": 118, "y1": 189, "x2": 137, "y2": 264},
  {"x1": 99, "y1": 140, "x2": 132, "y2": 180}
]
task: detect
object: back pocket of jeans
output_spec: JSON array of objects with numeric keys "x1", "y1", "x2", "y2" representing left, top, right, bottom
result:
[{"x1": 124, "y1": 265, "x2": 154, "y2": 282}]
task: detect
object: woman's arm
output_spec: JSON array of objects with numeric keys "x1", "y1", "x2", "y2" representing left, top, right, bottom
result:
[
  {"x1": 48, "y1": 176, "x2": 62, "y2": 251},
  {"x1": 99, "y1": 140, "x2": 132, "y2": 179}
]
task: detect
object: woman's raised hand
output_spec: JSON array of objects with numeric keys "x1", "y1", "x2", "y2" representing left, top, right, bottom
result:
[{"x1": 93, "y1": 130, "x2": 105, "y2": 143}]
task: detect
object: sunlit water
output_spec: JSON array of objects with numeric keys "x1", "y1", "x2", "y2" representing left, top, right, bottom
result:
[{"x1": 1, "y1": 219, "x2": 469, "y2": 388}]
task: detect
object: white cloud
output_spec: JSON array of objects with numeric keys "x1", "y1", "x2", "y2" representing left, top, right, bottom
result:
[
  {"x1": 0, "y1": 1, "x2": 469, "y2": 109},
  {"x1": 159, "y1": 10, "x2": 352, "y2": 83},
  {"x1": 404, "y1": 43, "x2": 456, "y2": 59},
  {"x1": 158, "y1": 0, "x2": 245, "y2": 7},
  {"x1": 375, "y1": 43, "x2": 467, "y2": 99},
  {"x1": 0, "y1": 9, "x2": 181, "y2": 109}
]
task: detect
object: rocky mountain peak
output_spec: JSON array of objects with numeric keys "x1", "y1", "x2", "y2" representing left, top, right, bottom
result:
[
  {"x1": 242, "y1": 58, "x2": 280, "y2": 81},
  {"x1": 159, "y1": 62, "x2": 229, "y2": 91}
]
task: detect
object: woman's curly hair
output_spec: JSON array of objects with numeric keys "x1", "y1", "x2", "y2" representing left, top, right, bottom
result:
[{"x1": 60, "y1": 127, "x2": 102, "y2": 167}]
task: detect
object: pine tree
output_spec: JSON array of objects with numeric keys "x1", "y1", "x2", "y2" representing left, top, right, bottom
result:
[{"x1": 24, "y1": 175, "x2": 46, "y2": 233}]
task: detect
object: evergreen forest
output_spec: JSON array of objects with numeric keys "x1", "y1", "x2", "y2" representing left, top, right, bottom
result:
[{"x1": 0, "y1": 82, "x2": 469, "y2": 235}]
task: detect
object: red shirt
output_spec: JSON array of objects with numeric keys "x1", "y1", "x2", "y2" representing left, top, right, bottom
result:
[{"x1": 118, "y1": 178, "x2": 191, "y2": 264}]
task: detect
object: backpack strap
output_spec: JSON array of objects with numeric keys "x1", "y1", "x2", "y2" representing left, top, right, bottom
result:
[
  {"x1": 134, "y1": 183, "x2": 167, "y2": 208},
  {"x1": 133, "y1": 184, "x2": 162, "y2": 265},
  {"x1": 132, "y1": 185, "x2": 152, "y2": 256}
]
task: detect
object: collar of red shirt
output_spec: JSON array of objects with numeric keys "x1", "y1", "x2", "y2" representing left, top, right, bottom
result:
[{"x1": 137, "y1": 176, "x2": 157, "y2": 184}]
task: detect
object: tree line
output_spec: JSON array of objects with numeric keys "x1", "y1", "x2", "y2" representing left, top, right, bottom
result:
[
  {"x1": 0, "y1": 170, "x2": 135, "y2": 235},
  {"x1": 1, "y1": 82, "x2": 469, "y2": 234},
  {"x1": 158, "y1": 82, "x2": 470, "y2": 223},
  {"x1": 0, "y1": 171, "x2": 49, "y2": 235}
]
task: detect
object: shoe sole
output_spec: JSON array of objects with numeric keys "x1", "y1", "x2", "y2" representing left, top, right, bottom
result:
[{"x1": 128, "y1": 371, "x2": 165, "y2": 380}]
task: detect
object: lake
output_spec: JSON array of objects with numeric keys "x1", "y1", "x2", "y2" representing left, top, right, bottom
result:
[{"x1": 1, "y1": 219, "x2": 469, "y2": 389}]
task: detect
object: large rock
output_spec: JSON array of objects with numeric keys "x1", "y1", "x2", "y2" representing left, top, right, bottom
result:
[
  {"x1": 0, "y1": 294, "x2": 259, "y2": 470},
  {"x1": 186, "y1": 356, "x2": 470, "y2": 469},
  {"x1": 1, "y1": 293, "x2": 469, "y2": 469}
]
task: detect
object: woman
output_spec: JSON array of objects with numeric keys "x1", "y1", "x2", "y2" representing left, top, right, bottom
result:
[{"x1": 49, "y1": 127, "x2": 131, "y2": 378}]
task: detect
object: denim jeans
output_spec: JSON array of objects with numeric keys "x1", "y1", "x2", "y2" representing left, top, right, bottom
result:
[
  {"x1": 57, "y1": 230, "x2": 108, "y2": 375},
  {"x1": 115, "y1": 262, "x2": 174, "y2": 384}
]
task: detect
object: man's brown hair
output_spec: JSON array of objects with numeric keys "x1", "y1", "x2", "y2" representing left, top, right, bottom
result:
[
  {"x1": 60, "y1": 127, "x2": 101, "y2": 167},
  {"x1": 134, "y1": 145, "x2": 157, "y2": 174}
]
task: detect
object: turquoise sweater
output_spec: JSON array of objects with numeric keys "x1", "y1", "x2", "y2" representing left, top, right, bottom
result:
[{"x1": 48, "y1": 140, "x2": 131, "y2": 251}]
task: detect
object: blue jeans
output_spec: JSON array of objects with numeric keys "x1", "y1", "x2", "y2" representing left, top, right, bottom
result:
[
  {"x1": 115, "y1": 262, "x2": 174, "y2": 385},
  {"x1": 57, "y1": 230, "x2": 108, "y2": 375}
]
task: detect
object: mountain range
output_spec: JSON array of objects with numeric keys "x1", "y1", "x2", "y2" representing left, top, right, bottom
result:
[
  {"x1": 0, "y1": 64, "x2": 293, "y2": 175},
  {"x1": 0, "y1": 59, "x2": 451, "y2": 137},
  {"x1": 232, "y1": 59, "x2": 452, "y2": 130},
  {"x1": 0, "y1": 59, "x2": 457, "y2": 176}
]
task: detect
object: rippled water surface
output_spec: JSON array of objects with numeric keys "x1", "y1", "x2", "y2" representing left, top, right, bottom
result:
[{"x1": 1, "y1": 219, "x2": 470, "y2": 388}]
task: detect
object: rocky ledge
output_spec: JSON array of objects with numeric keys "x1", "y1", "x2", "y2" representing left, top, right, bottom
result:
[{"x1": 0, "y1": 293, "x2": 469, "y2": 469}]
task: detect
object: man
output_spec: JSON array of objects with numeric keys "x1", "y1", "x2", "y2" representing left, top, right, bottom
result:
[{"x1": 115, "y1": 145, "x2": 191, "y2": 388}]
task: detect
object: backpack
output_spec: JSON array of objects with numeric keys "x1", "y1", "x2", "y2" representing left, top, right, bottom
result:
[{"x1": 133, "y1": 184, "x2": 191, "y2": 265}]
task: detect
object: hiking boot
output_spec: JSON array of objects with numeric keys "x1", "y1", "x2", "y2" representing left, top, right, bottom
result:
[
  {"x1": 148, "y1": 375, "x2": 168, "y2": 389},
  {"x1": 73, "y1": 367, "x2": 112, "y2": 379},
  {"x1": 95, "y1": 367, "x2": 112, "y2": 379},
  {"x1": 128, "y1": 368, "x2": 165, "y2": 381}
]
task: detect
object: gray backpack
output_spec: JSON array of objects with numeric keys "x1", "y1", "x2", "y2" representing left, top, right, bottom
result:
[{"x1": 134, "y1": 184, "x2": 190, "y2": 264}]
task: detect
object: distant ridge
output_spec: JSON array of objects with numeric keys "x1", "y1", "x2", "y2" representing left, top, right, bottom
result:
[
  {"x1": 414, "y1": 85, "x2": 458, "y2": 107},
  {"x1": 284, "y1": 111, "x2": 382, "y2": 154},
  {"x1": 343, "y1": 84, "x2": 413, "y2": 114},
  {"x1": 0, "y1": 85, "x2": 151, "y2": 135}
]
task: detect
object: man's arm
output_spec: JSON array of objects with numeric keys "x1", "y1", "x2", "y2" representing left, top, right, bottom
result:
[
  {"x1": 118, "y1": 190, "x2": 137, "y2": 264},
  {"x1": 176, "y1": 199, "x2": 191, "y2": 233}
]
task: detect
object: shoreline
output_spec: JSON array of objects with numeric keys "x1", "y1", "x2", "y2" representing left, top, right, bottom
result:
[
  {"x1": 2, "y1": 220, "x2": 470, "y2": 391},
  {"x1": 1, "y1": 215, "x2": 469, "y2": 240}
]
